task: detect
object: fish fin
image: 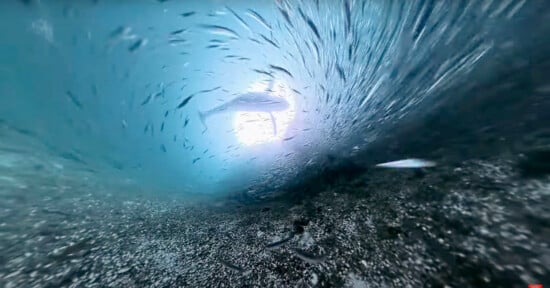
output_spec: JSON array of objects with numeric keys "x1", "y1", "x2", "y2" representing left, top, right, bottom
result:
[
  {"x1": 269, "y1": 112, "x2": 277, "y2": 135},
  {"x1": 199, "y1": 111, "x2": 208, "y2": 130}
]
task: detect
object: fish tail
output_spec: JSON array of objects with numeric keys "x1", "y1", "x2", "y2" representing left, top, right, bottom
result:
[
  {"x1": 199, "y1": 111, "x2": 208, "y2": 130},
  {"x1": 269, "y1": 112, "x2": 277, "y2": 136},
  {"x1": 267, "y1": 79, "x2": 274, "y2": 92}
]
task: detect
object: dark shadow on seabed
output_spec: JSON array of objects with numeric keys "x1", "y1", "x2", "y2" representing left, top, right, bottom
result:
[{"x1": 217, "y1": 53, "x2": 550, "y2": 287}]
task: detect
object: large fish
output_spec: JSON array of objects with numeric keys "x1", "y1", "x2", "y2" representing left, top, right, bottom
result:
[{"x1": 198, "y1": 82, "x2": 289, "y2": 135}]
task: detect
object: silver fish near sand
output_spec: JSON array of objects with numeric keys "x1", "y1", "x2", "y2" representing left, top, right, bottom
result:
[
  {"x1": 291, "y1": 248, "x2": 326, "y2": 265},
  {"x1": 375, "y1": 158, "x2": 436, "y2": 168},
  {"x1": 198, "y1": 82, "x2": 289, "y2": 135}
]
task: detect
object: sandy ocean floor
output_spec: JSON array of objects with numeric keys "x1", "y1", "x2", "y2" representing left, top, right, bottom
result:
[
  {"x1": 1, "y1": 1, "x2": 550, "y2": 287},
  {"x1": 1, "y1": 153, "x2": 548, "y2": 287}
]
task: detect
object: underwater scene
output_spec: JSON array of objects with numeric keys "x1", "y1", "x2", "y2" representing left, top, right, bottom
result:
[{"x1": 1, "y1": 0, "x2": 549, "y2": 287}]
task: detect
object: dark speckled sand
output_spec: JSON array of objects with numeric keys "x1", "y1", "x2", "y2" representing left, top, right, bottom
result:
[{"x1": 1, "y1": 156, "x2": 548, "y2": 287}]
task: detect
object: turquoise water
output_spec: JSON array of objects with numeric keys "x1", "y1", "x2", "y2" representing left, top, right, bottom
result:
[
  {"x1": 1, "y1": 1, "x2": 550, "y2": 287},
  {"x1": 0, "y1": 0, "x2": 547, "y2": 197}
]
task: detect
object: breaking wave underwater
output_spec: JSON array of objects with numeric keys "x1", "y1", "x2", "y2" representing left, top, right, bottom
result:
[{"x1": 1, "y1": 0, "x2": 549, "y2": 287}]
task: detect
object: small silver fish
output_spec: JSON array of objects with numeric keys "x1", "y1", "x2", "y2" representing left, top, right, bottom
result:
[
  {"x1": 219, "y1": 259, "x2": 251, "y2": 275},
  {"x1": 199, "y1": 24, "x2": 240, "y2": 39},
  {"x1": 291, "y1": 248, "x2": 325, "y2": 264},
  {"x1": 265, "y1": 233, "x2": 294, "y2": 249},
  {"x1": 375, "y1": 159, "x2": 436, "y2": 168}
]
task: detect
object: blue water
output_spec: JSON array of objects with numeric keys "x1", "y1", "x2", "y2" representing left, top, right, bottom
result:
[
  {"x1": 0, "y1": 0, "x2": 548, "y2": 197},
  {"x1": 2, "y1": 1, "x2": 550, "y2": 287}
]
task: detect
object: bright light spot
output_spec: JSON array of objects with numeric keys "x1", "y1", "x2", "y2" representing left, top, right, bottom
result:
[{"x1": 234, "y1": 80, "x2": 296, "y2": 146}]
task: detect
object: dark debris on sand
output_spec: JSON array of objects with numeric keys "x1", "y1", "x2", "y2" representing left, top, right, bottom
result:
[{"x1": 1, "y1": 156, "x2": 549, "y2": 287}]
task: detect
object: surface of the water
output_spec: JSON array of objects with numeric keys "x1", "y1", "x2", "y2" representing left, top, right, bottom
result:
[{"x1": 1, "y1": 0, "x2": 549, "y2": 287}]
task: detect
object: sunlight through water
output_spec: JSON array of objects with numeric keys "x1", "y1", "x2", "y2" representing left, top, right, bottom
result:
[{"x1": 233, "y1": 80, "x2": 296, "y2": 146}]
